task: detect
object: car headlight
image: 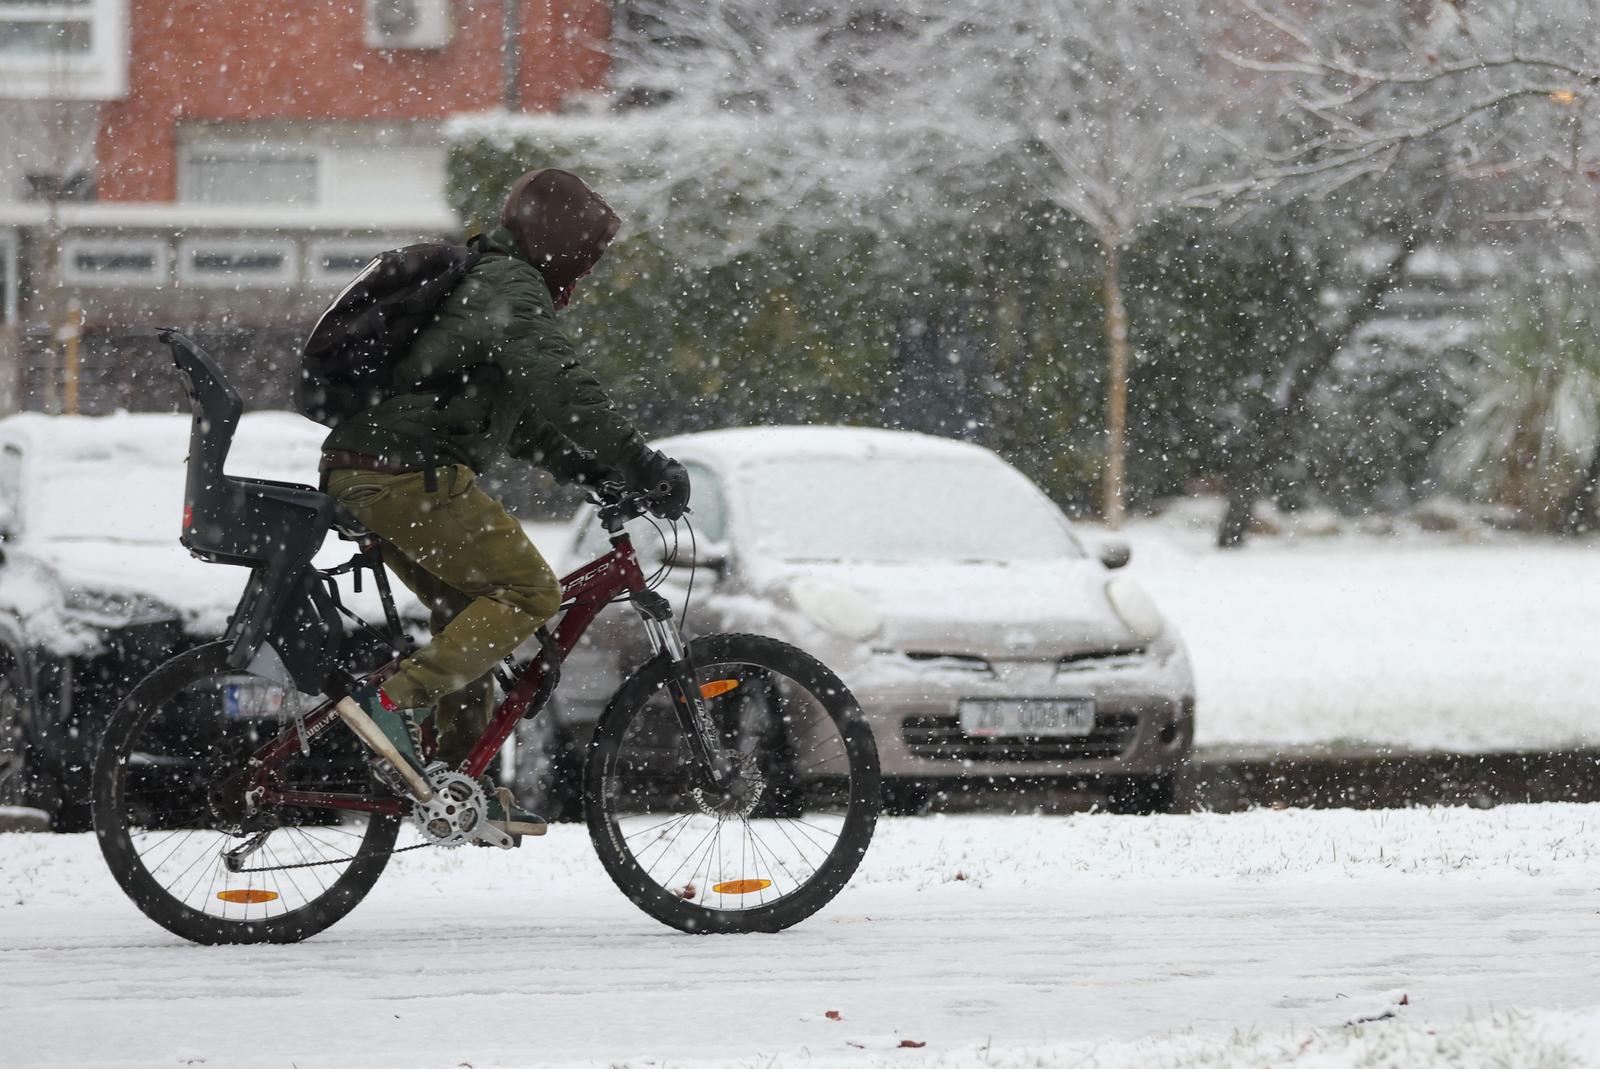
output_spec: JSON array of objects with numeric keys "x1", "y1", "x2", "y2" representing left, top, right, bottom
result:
[
  {"x1": 789, "y1": 578, "x2": 882, "y2": 641},
  {"x1": 63, "y1": 587, "x2": 177, "y2": 627},
  {"x1": 1104, "y1": 575, "x2": 1164, "y2": 642}
]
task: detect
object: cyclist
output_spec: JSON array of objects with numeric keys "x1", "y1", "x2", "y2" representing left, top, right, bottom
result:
[{"x1": 321, "y1": 168, "x2": 690, "y2": 836}]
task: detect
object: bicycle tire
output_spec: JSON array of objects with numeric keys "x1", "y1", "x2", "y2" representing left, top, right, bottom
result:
[
  {"x1": 585, "y1": 633, "x2": 879, "y2": 934},
  {"x1": 93, "y1": 642, "x2": 401, "y2": 944}
]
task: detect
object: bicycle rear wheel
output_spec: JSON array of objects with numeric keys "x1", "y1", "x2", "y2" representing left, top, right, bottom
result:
[
  {"x1": 585, "y1": 633, "x2": 879, "y2": 933},
  {"x1": 93, "y1": 642, "x2": 400, "y2": 944}
]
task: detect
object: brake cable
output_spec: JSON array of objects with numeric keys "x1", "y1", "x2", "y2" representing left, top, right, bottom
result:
[{"x1": 680, "y1": 515, "x2": 698, "y2": 628}]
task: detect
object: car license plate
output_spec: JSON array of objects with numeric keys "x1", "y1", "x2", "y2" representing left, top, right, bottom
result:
[
  {"x1": 221, "y1": 679, "x2": 284, "y2": 720},
  {"x1": 958, "y1": 699, "x2": 1095, "y2": 737}
]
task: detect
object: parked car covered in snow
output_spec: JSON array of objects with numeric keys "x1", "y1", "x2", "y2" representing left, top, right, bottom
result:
[
  {"x1": 0, "y1": 412, "x2": 361, "y2": 829},
  {"x1": 527, "y1": 427, "x2": 1196, "y2": 815}
]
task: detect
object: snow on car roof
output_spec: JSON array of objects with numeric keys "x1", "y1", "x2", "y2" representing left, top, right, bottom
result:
[
  {"x1": 0, "y1": 409, "x2": 325, "y2": 474},
  {"x1": 655, "y1": 425, "x2": 999, "y2": 468},
  {"x1": 1, "y1": 409, "x2": 328, "y2": 553}
]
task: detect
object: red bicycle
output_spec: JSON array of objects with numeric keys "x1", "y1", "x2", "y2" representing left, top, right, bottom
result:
[{"x1": 91, "y1": 331, "x2": 879, "y2": 944}]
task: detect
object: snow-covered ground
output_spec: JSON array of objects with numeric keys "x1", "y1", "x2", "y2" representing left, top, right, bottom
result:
[
  {"x1": 1116, "y1": 503, "x2": 1600, "y2": 753},
  {"x1": 2, "y1": 805, "x2": 1597, "y2": 1067}
]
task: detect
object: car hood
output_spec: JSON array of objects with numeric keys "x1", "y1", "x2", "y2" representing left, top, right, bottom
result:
[
  {"x1": 0, "y1": 538, "x2": 422, "y2": 655},
  {"x1": 753, "y1": 558, "x2": 1143, "y2": 660},
  {"x1": 15, "y1": 539, "x2": 243, "y2": 627}
]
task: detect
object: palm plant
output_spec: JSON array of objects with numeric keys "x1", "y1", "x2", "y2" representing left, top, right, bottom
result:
[{"x1": 1443, "y1": 283, "x2": 1600, "y2": 531}]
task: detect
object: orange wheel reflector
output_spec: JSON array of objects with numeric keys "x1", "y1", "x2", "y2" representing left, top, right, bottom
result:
[
  {"x1": 216, "y1": 889, "x2": 279, "y2": 904},
  {"x1": 700, "y1": 679, "x2": 741, "y2": 699},
  {"x1": 712, "y1": 879, "x2": 772, "y2": 895}
]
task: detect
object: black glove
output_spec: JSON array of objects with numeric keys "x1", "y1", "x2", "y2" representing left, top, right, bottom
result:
[
  {"x1": 619, "y1": 439, "x2": 691, "y2": 520},
  {"x1": 543, "y1": 443, "x2": 621, "y2": 488}
]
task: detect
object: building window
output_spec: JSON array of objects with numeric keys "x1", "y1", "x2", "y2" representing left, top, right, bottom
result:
[
  {"x1": 0, "y1": 0, "x2": 128, "y2": 99},
  {"x1": 61, "y1": 237, "x2": 168, "y2": 286},
  {"x1": 178, "y1": 239, "x2": 298, "y2": 288},
  {"x1": 365, "y1": 0, "x2": 452, "y2": 50},
  {"x1": 181, "y1": 144, "x2": 321, "y2": 206},
  {"x1": 306, "y1": 241, "x2": 390, "y2": 286}
]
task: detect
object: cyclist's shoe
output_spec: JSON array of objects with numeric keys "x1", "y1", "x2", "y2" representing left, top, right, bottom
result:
[
  {"x1": 480, "y1": 776, "x2": 547, "y2": 838},
  {"x1": 335, "y1": 683, "x2": 435, "y2": 802}
]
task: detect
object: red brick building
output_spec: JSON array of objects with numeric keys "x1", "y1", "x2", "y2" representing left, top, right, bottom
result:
[
  {"x1": 0, "y1": 0, "x2": 610, "y2": 412},
  {"x1": 99, "y1": 0, "x2": 608, "y2": 202}
]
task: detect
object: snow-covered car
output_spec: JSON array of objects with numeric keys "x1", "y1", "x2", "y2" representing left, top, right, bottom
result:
[
  {"x1": 0, "y1": 411, "x2": 356, "y2": 829},
  {"x1": 530, "y1": 427, "x2": 1196, "y2": 815}
]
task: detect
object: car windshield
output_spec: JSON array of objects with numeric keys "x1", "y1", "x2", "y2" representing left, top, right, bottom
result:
[{"x1": 741, "y1": 455, "x2": 1083, "y2": 564}]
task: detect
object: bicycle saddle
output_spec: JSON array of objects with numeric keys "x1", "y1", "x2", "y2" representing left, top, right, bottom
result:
[{"x1": 332, "y1": 506, "x2": 373, "y2": 541}]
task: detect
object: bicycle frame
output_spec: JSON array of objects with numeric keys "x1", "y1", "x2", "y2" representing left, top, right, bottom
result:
[{"x1": 249, "y1": 521, "x2": 666, "y2": 819}]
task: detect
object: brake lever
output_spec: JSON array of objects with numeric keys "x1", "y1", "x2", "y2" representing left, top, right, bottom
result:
[{"x1": 583, "y1": 480, "x2": 632, "y2": 508}]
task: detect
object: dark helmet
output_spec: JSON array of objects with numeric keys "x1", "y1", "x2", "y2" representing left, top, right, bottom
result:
[{"x1": 500, "y1": 168, "x2": 621, "y2": 309}]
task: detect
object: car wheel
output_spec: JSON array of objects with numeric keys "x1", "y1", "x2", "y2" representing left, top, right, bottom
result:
[
  {"x1": 1103, "y1": 772, "x2": 1180, "y2": 815},
  {"x1": 0, "y1": 653, "x2": 26, "y2": 809},
  {"x1": 514, "y1": 703, "x2": 584, "y2": 823}
]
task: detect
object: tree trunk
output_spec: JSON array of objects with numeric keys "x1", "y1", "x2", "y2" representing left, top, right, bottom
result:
[
  {"x1": 1213, "y1": 228, "x2": 1423, "y2": 549},
  {"x1": 41, "y1": 192, "x2": 64, "y2": 415},
  {"x1": 1101, "y1": 230, "x2": 1129, "y2": 529},
  {"x1": 1217, "y1": 486, "x2": 1254, "y2": 548}
]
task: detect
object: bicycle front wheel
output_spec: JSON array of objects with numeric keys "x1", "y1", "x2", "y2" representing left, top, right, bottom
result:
[
  {"x1": 93, "y1": 642, "x2": 400, "y2": 944},
  {"x1": 585, "y1": 633, "x2": 879, "y2": 934}
]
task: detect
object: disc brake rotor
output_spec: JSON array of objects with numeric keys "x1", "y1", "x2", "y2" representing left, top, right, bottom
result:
[{"x1": 691, "y1": 749, "x2": 766, "y2": 819}]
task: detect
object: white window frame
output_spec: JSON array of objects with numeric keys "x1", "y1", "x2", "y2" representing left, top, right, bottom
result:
[
  {"x1": 178, "y1": 141, "x2": 328, "y2": 207},
  {"x1": 365, "y1": 0, "x2": 452, "y2": 50},
  {"x1": 0, "y1": 229, "x2": 17, "y2": 325},
  {"x1": 178, "y1": 238, "x2": 299, "y2": 288},
  {"x1": 60, "y1": 236, "x2": 168, "y2": 286},
  {"x1": 0, "y1": 0, "x2": 128, "y2": 100},
  {"x1": 306, "y1": 240, "x2": 389, "y2": 287}
]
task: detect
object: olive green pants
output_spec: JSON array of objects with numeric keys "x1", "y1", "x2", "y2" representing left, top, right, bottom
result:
[{"x1": 325, "y1": 465, "x2": 562, "y2": 765}]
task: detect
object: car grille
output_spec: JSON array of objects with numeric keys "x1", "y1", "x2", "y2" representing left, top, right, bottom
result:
[{"x1": 901, "y1": 712, "x2": 1139, "y2": 763}]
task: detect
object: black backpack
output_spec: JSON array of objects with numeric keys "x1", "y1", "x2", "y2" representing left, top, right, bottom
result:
[{"x1": 296, "y1": 239, "x2": 486, "y2": 427}]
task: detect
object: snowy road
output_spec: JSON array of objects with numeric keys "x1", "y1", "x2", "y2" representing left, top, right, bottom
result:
[{"x1": 3, "y1": 806, "x2": 1599, "y2": 1068}]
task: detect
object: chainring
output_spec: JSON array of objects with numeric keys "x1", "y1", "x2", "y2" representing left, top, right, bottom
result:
[{"x1": 410, "y1": 765, "x2": 487, "y2": 848}]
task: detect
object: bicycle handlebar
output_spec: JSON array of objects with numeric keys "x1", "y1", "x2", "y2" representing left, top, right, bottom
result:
[{"x1": 587, "y1": 482, "x2": 684, "y2": 532}]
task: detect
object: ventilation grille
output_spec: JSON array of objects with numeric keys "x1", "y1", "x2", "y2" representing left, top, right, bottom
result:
[{"x1": 902, "y1": 712, "x2": 1139, "y2": 763}]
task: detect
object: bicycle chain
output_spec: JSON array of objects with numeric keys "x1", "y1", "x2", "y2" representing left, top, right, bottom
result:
[{"x1": 233, "y1": 838, "x2": 435, "y2": 874}]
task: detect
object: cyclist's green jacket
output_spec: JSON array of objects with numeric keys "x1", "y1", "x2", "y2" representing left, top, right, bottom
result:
[{"x1": 321, "y1": 227, "x2": 638, "y2": 474}]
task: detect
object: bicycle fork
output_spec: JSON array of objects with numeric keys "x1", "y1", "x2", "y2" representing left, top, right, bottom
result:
[{"x1": 631, "y1": 589, "x2": 730, "y2": 790}]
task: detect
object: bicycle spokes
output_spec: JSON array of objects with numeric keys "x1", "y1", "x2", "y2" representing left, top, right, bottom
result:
[
  {"x1": 597, "y1": 654, "x2": 861, "y2": 914},
  {"x1": 111, "y1": 662, "x2": 388, "y2": 924}
]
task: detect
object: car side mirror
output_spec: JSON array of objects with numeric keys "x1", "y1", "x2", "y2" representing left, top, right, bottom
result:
[{"x1": 1096, "y1": 538, "x2": 1131, "y2": 570}]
